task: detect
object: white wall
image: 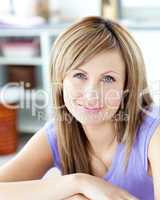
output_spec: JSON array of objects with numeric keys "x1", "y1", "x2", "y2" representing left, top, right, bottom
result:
[
  {"x1": 130, "y1": 30, "x2": 160, "y2": 106},
  {"x1": 49, "y1": 0, "x2": 101, "y2": 18}
]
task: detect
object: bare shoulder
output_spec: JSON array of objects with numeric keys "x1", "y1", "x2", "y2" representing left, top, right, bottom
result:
[
  {"x1": 0, "y1": 127, "x2": 54, "y2": 182},
  {"x1": 148, "y1": 124, "x2": 160, "y2": 199},
  {"x1": 148, "y1": 124, "x2": 160, "y2": 159}
]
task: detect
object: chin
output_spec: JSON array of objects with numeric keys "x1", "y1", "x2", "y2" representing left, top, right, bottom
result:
[{"x1": 74, "y1": 113, "x2": 112, "y2": 125}]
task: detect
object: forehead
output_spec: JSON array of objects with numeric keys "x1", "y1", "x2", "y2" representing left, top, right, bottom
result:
[{"x1": 77, "y1": 49, "x2": 125, "y2": 75}]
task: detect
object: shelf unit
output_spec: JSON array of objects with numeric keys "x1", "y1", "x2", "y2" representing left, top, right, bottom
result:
[
  {"x1": 0, "y1": 23, "x2": 71, "y2": 134},
  {"x1": 0, "y1": 57, "x2": 42, "y2": 65}
]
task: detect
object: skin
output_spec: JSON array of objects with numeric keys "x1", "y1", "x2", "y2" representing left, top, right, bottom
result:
[
  {"x1": 63, "y1": 49, "x2": 125, "y2": 157},
  {"x1": 43, "y1": 49, "x2": 140, "y2": 199},
  {"x1": 62, "y1": 49, "x2": 130, "y2": 199},
  {"x1": 0, "y1": 49, "x2": 137, "y2": 200}
]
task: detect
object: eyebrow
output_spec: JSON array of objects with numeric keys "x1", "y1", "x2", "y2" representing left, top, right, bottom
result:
[{"x1": 74, "y1": 68, "x2": 119, "y2": 76}]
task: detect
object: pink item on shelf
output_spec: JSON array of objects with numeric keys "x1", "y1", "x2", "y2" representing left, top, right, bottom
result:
[{"x1": 0, "y1": 40, "x2": 39, "y2": 57}]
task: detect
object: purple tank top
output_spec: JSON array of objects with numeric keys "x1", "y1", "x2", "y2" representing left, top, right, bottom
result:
[{"x1": 43, "y1": 105, "x2": 160, "y2": 200}]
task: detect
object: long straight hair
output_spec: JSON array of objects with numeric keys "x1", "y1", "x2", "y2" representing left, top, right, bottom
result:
[{"x1": 49, "y1": 16, "x2": 153, "y2": 174}]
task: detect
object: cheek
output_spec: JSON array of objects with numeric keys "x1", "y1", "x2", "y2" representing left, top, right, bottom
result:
[
  {"x1": 63, "y1": 80, "x2": 82, "y2": 105},
  {"x1": 104, "y1": 88, "x2": 123, "y2": 108}
]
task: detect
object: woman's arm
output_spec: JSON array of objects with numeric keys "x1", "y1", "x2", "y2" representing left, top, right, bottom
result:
[
  {"x1": 0, "y1": 174, "x2": 80, "y2": 200},
  {"x1": 0, "y1": 128, "x2": 54, "y2": 181},
  {"x1": 44, "y1": 167, "x2": 138, "y2": 200},
  {"x1": 44, "y1": 172, "x2": 138, "y2": 200},
  {"x1": 42, "y1": 167, "x2": 89, "y2": 200},
  {"x1": 0, "y1": 126, "x2": 137, "y2": 200},
  {"x1": 0, "y1": 128, "x2": 83, "y2": 200},
  {"x1": 76, "y1": 173, "x2": 138, "y2": 200}
]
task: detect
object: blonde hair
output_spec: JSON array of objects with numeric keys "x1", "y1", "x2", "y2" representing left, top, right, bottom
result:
[{"x1": 49, "y1": 16, "x2": 153, "y2": 174}]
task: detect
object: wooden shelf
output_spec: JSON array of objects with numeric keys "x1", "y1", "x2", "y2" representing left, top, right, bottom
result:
[{"x1": 0, "y1": 24, "x2": 69, "y2": 133}]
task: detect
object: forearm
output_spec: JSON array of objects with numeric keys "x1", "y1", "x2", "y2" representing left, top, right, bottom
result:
[{"x1": 0, "y1": 174, "x2": 79, "y2": 200}]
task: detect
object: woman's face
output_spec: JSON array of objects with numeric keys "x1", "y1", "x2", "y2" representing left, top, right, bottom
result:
[{"x1": 63, "y1": 49, "x2": 125, "y2": 125}]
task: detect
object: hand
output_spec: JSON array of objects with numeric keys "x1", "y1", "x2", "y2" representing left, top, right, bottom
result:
[
  {"x1": 78, "y1": 173, "x2": 139, "y2": 200},
  {"x1": 42, "y1": 167, "x2": 61, "y2": 180},
  {"x1": 64, "y1": 194, "x2": 90, "y2": 200}
]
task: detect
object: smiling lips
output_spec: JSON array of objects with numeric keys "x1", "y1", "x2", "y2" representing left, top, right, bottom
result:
[{"x1": 77, "y1": 103, "x2": 103, "y2": 112}]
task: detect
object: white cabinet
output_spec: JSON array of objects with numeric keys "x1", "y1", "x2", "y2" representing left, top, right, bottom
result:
[{"x1": 0, "y1": 24, "x2": 71, "y2": 133}]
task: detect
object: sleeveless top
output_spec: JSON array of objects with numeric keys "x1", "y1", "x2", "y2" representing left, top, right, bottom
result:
[{"x1": 43, "y1": 105, "x2": 160, "y2": 200}]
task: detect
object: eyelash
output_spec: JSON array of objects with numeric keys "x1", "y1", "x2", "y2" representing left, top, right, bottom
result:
[
  {"x1": 73, "y1": 73, "x2": 116, "y2": 83},
  {"x1": 102, "y1": 75, "x2": 116, "y2": 83},
  {"x1": 73, "y1": 73, "x2": 86, "y2": 80}
]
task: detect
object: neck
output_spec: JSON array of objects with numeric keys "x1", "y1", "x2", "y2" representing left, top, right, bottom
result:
[{"x1": 82, "y1": 120, "x2": 117, "y2": 156}]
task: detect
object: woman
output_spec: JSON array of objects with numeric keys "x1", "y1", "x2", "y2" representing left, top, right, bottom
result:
[{"x1": 0, "y1": 16, "x2": 160, "y2": 200}]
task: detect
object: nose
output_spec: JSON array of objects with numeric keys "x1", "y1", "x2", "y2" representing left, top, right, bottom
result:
[{"x1": 83, "y1": 85, "x2": 101, "y2": 108}]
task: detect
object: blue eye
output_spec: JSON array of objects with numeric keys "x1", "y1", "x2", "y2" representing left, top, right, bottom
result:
[
  {"x1": 102, "y1": 75, "x2": 116, "y2": 83},
  {"x1": 73, "y1": 73, "x2": 86, "y2": 79}
]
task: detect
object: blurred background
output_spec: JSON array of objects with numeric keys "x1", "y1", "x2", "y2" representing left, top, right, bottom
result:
[{"x1": 0, "y1": 0, "x2": 160, "y2": 165}]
